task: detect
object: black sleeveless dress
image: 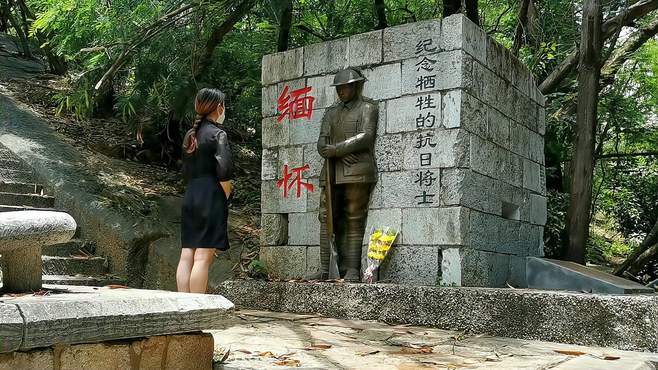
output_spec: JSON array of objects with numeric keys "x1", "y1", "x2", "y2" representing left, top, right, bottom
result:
[{"x1": 181, "y1": 120, "x2": 234, "y2": 250}]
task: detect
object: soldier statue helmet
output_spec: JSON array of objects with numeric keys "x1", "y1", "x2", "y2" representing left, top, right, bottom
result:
[{"x1": 315, "y1": 67, "x2": 379, "y2": 282}]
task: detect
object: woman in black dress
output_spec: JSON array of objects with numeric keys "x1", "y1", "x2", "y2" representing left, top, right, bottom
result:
[{"x1": 177, "y1": 88, "x2": 233, "y2": 293}]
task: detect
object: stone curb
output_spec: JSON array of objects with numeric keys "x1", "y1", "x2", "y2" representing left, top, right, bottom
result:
[{"x1": 218, "y1": 280, "x2": 658, "y2": 352}]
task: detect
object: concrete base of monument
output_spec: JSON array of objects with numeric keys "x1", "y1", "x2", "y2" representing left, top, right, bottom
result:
[
  {"x1": 0, "y1": 284, "x2": 234, "y2": 368},
  {"x1": 218, "y1": 279, "x2": 658, "y2": 352}
]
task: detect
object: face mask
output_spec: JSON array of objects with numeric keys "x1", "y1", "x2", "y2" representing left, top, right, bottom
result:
[{"x1": 216, "y1": 106, "x2": 226, "y2": 125}]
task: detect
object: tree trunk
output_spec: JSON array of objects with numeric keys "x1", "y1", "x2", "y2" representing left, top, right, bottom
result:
[
  {"x1": 614, "y1": 219, "x2": 658, "y2": 276},
  {"x1": 628, "y1": 243, "x2": 658, "y2": 277},
  {"x1": 465, "y1": 0, "x2": 479, "y2": 26},
  {"x1": 512, "y1": 0, "x2": 532, "y2": 55},
  {"x1": 565, "y1": 0, "x2": 602, "y2": 264},
  {"x1": 443, "y1": 0, "x2": 461, "y2": 17},
  {"x1": 276, "y1": 0, "x2": 293, "y2": 52},
  {"x1": 1, "y1": 0, "x2": 32, "y2": 57},
  {"x1": 374, "y1": 0, "x2": 387, "y2": 29}
]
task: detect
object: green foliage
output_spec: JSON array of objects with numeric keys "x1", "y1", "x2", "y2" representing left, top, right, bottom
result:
[
  {"x1": 247, "y1": 259, "x2": 267, "y2": 279},
  {"x1": 544, "y1": 190, "x2": 569, "y2": 258}
]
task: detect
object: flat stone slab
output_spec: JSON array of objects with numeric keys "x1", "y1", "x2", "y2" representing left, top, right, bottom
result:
[
  {"x1": 0, "y1": 285, "x2": 234, "y2": 352},
  {"x1": 218, "y1": 280, "x2": 658, "y2": 352},
  {"x1": 209, "y1": 309, "x2": 658, "y2": 369},
  {"x1": 527, "y1": 257, "x2": 654, "y2": 294}
]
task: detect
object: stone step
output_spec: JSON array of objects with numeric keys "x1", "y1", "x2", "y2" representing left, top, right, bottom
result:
[
  {"x1": 41, "y1": 256, "x2": 108, "y2": 276},
  {"x1": 42, "y1": 239, "x2": 96, "y2": 257},
  {"x1": 0, "y1": 192, "x2": 55, "y2": 208},
  {"x1": 0, "y1": 182, "x2": 44, "y2": 195},
  {"x1": 43, "y1": 274, "x2": 126, "y2": 287},
  {"x1": 0, "y1": 205, "x2": 58, "y2": 212}
]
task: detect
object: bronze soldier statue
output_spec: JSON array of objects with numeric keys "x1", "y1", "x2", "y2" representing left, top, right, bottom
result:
[{"x1": 316, "y1": 68, "x2": 378, "y2": 282}]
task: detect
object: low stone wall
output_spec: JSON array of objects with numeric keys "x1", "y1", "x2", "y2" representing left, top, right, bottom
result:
[
  {"x1": 0, "y1": 333, "x2": 213, "y2": 370},
  {"x1": 219, "y1": 280, "x2": 658, "y2": 352}
]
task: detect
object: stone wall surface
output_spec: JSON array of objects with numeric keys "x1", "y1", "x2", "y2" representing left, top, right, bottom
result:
[
  {"x1": 0, "y1": 333, "x2": 213, "y2": 370},
  {"x1": 260, "y1": 15, "x2": 546, "y2": 287}
]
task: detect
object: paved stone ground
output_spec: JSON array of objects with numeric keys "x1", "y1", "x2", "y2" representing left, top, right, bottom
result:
[{"x1": 210, "y1": 310, "x2": 658, "y2": 369}]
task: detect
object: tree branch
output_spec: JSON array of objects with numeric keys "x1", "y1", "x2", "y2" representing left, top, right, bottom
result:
[
  {"x1": 512, "y1": 0, "x2": 532, "y2": 56},
  {"x1": 597, "y1": 151, "x2": 658, "y2": 159},
  {"x1": 601, "y1": 14, "x2": 658, "y2": 82},
  {"x1": 539, "y1": 0, "x2": 658, "y2": 95},
  {"x1": 94, "y1": 3, "x2": 197, "y2": 91}
]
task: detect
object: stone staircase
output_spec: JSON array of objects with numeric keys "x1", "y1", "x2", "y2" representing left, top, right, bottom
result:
[{"x1": 0, "y1": 145, "x2": 126, "y2": 287}]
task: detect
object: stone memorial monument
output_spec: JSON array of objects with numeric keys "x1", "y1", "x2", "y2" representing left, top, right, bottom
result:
[{"x1": 260, "y1": 14, "x2": 547, "y2": 288}]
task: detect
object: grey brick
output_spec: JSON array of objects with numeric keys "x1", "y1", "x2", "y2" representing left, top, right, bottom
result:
[
  {"x1": 279, "y1": 146, "x2": 304, "y2": 172},
  {"x1": 289, "y1": 108, "x2": 324, "y2": 145},
  {"x1": 469, "y1": 61, "x2": 496, "y2": 104},
  {"x1": 288, "y1": 212, "x2": 320, "y2": 245},
  {"x1": 306, "y1": 246, "x2": 321, "y2": 276},
  {"x1": 440, "y1": 248, "x2": 462, "y2": 286},
  {"x1": 306, "y1": 177, "x2": 321, "y2": 212},
  {"x1": 261, "y1": 214, "x2": 288, "y2": 246},
  {"x1": 261, "y1": 180, "x2": 308, "y2": 213},
  {"x1": 370, "y1": 170, "x2": 441, "y2": 209},
  {"x1": 487, "y1": 107, "x2": 510, "y2": 149},
  {"x1": 442, "y1": 89, "x2": 461, "y2": 129},
  {"x1": 262, "y1": 79, "x2": 306, "y2": 119},
  {"x1": 307, "y1": 74, "x2": 337, "y2": 109},
  {"x1": 303, "y1": 144, "x2": 323, "y2": 178},
  {"x1": 461, "y1": 91, "x2": 487, "y2": 136},
  {"x1": 259, "y1": 246, "x2": 307, "y2": 279},
  {"x1": 506, "y1": 152, "x2": 524, "y2": 188},
  {"x1": 485, "y1": 38, "x2": 512, "y2": 82},
  {"x1": 510, "y1": 56, "x2": 532, "y2": 97},
  {"x1": 262, "y1": 148, "x2": 278, "y2": 180},
  {"x1": 508, "y1": 255, "x2": 528, "y2": 288},
  {"x1": 440, "y1": 15, "x2": 487, "y2": 64},
  {"x1": 527, "y1": 194, "x2": 547, "y2": 226},
  {"x1": 363, "y1": 208, "x2": 403, "y2": 244},
  {"x1": 460, "y1": 249, "x2": 510, "y2": 287},
  {"x1": 520, "y1": 222, "x2": 544, "y2": 256},
  {"x1": 362, "y1": 63, "x2": 402, "y2": 100},
  {"x1": 537, "y1": 105, "x2": 546, "y2": 136},
  {"x1": 262, "y1": 48, "x2": 304, "y2": 86},
  {"x1": 402, "y1": 207, "x2": 469, "y2": 245},
  {"x1": 304, "y1": 38, "x2": 348, "y2": 76},
  {"x1": 523, "y1": 158, "x2": 541, "y2": 194},
  {"x1": 470, "y1": 134, "x2": 508, "y2": 180},
  {"x1": 509, "y1": 121, "x2": 530, "y2": 159},
  {"x1": 379, "y1": 245, "x2": 440, "y2": 285},
  {"x1": 348, "y1": 30, "x2": 383, "y2": 66},
  {"x1": 469, "y1": 210, "x2": 523, "y2": 255},
  {"x1": 386, "y1": 93, "x2": 441, "y2": 133},
  {"x1": 528, "y1": 131, "x2": 544, "y2": 164},
  {"x1": 374, "y1": 133, "x2": 404, "y2": 172},
  {"x1": 401, "y1": 51, "x2": 471, "y2": 95},
  {"x1": 383, "y1": 19, "x2": 442, "y2": 62},
  {"x1": 403, "y1": 129, "x2": 469, "y2": 170},
  {"x1": 262, "y1": 117, "x2": 289, "y2": 149},
  {"x1": 539, "y1": 165, "x2": 547, "y2": 196},
  {"x1": 441, "y1": 168, "x2": 499, "y2": 215}
]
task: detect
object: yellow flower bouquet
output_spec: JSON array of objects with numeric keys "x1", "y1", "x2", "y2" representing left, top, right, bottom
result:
[{"x1": 363, "y1": 227, "x2": 399, "y2": 283}]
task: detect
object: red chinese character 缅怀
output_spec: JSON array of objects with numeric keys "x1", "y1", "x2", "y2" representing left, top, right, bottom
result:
[{"x1": 277, "y1": 85, "x2": 315, "y2": 122}]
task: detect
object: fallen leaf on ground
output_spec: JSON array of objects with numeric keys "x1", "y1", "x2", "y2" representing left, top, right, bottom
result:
[
  {"x1": 604, "y1": 355, "x2": 620, "y2": 360},
  {"x1": 554, "y1": 350, "x2": 587, "y2": 356},
  {"x1": 304, "y1": 343, "x2": 332, "y2": 350},
  {"x1": 273, "y1": 359, "x2": 301, "y2": 367},
  {"x1": 359, "y1": 350, "x2": 380, "y2": 356},
  {"x1": 105, "y1": 284, "x2": 129, "y2": 289},
  {"x1": 394, "y1": 346, "x2": 434, "y2": 354},
  {"x1": 236, "y1": 349, "x2": 252, "y2": 354}
]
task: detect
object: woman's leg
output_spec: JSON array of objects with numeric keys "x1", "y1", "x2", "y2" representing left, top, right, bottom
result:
[
  {"x1": 189, "y1": 248, "x2": 216, "y2": 293},
  {"x1": 176, "y1": 248, "x2": 196, "y2": 292}
]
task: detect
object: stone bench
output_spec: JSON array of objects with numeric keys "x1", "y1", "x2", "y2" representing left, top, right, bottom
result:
[{"x1": 0, "y1": 210, "x2": 76, "y2": 292}]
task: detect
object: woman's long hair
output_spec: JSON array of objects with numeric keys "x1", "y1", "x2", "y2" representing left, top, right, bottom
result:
[{"x1": 183, "y1": 88, "x2": 226, "y2": 154}]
